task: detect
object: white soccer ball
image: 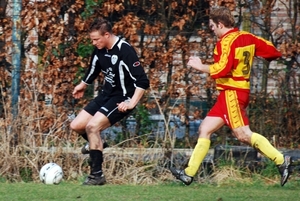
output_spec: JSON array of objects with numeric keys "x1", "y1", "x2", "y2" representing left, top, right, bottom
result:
[{"x1": 39, "y1": 162, "x2": 63, "y2": 185}]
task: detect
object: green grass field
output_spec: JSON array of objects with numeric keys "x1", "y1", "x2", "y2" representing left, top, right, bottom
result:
[{"x1": 1, "y1": 181, "x2": 299, "y2": 201}]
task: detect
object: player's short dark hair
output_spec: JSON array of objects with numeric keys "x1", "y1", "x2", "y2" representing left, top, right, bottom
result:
[
  {"x1": 89, "y1": 18, "x2": 112, "y2": 35},
  {"x1": 209, "y1": 7, "x2": 235, "y2": 28}
]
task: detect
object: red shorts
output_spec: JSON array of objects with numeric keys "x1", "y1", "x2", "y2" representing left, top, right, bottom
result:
[{"x1": 207, "y1": 90, "x2": 250, "y2": 129}]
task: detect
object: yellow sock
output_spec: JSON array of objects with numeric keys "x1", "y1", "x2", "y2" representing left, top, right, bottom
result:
[
  {"x1": 185, "y1": 138, "x2": 210, "y2": 177},
  {"x1": 251, "y1": 132, "x2": 284, "y2": 165}
]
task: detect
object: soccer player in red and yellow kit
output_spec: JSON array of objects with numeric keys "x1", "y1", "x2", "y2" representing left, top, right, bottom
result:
[{"x1": 170, "y1": 7, "x2": 292, "y2": 186}]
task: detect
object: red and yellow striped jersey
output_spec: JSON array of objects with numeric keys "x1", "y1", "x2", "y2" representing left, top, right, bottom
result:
[{"x1": 209, "y1": 28, "x2": 282, "y2": 91}]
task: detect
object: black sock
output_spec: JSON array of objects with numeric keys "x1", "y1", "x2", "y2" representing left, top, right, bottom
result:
[
  {"x1": 103, "y1": 141, "x2": 109, "y2": 149},
  {"x1": 82, "y1": 133, "x2": 109, "y2": 149},
  {"x1": 89, "y1": 150, "x2": 103, "y2": 176},
  {"x1": 81, "y1": 133, "x2": 88, "y2": 141}
]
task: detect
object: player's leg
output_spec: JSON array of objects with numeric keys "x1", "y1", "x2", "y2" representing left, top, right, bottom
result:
[
  {"x1": 250, "y1": 130, "x2": 293, "y2": 187},
  {"x1": 232, "y1": 126, "x2": 283, "y2": 165},
  {"x1": 233, "y1": 126, "x2": 292, "y2": 186},
  {"x1": 83, "y1": 96, "x2": 133, "y2": 185},
  {"x1": 186, "y1": 116, "x2": 224, "y2": 175},
  {"x1": 170, "y1": 116, "x2": 224, "y2": 185},
  {"x1": 228, "y1": 90, "x2": 292, "y2": 186},
  {"x1": 70, "y1": 109, "x2": 93, "y2": 137},
  {"x1": 170, "y1": 116, "x2": 225, "y2": 185},
  {"x1": 71, "y1": 97, "x2": 109, "y2": 154},
  {"x1": 170, "y1": 94, "x2": 225, "y2": 185},
  {"x1": 90, "y1": 96, "x2": 133, "y2": 150},
  {"x1": 82, "y1": 112, "x2": 110, "y2": 185}
]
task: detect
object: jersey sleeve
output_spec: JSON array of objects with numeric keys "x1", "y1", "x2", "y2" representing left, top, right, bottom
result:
[
  {"x1": 82, "y1": 47, "x2": 102, "y2": 85},
  {"x1": 209, "y1": 34, "x2": 236, "y2": 79},
  {"x1": 121, "y1": 45, "x2": 150, "y2": 90},
  {"x1": 253, "y1": 35, "x2": 282, "y2": 61}
]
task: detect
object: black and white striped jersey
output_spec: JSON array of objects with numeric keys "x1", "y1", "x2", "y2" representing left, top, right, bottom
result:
[{"x1": 82, "y1": 37, "x2": 149, "y2": 97}]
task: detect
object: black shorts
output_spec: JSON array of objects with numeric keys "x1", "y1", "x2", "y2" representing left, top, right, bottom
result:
[{"x1": 84, "y1": 94, "x2": 133, "y2": 125}]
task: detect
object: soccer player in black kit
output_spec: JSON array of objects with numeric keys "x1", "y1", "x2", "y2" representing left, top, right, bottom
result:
[{"x1": 70, "y1": 18, "x2": 149, "y2": 185}]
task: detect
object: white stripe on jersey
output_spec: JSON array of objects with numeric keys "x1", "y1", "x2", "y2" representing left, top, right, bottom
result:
[
  {"x1": 119, "y1": 60, "x2": 126, "y2": 96},
  {"x1": 117, "y1": 38, "x2": 130, "y2": 49},
  {"x1": 119, "y1": 60, "x2": 137, "y2": 96},
  {"x1": 85, "y1": 55, "x2": 99, "y2": 82}
]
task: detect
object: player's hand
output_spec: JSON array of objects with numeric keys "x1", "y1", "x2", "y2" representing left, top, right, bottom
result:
[
  {"x1": 72, "y1": 82, "x2": 87, "y2": 99},
  {"x1": 117, "y1": 100, "x2": 133, "y2": 112},
  {"x1": 187, "y1": 56, "x2": 203, "y2": 71}
]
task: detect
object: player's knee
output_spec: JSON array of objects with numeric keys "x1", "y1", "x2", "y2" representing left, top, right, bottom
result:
[
  {"x1": 70, "y1": 120, "x2": 79, "y2": 132},
  {"x1": 85, "y1": 123, "x2": 95, "y2": 133},
  {"x1": 198, "y1": 127, "x2": 213, "y2": 138},
  {"x1": 70, "y1": 119, "x2": 87, "y2": 133}
]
